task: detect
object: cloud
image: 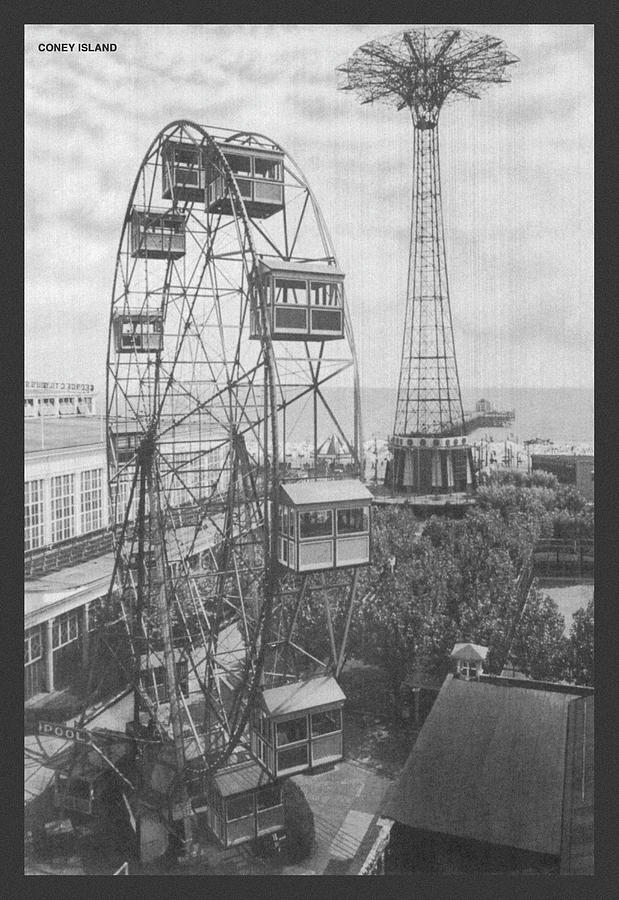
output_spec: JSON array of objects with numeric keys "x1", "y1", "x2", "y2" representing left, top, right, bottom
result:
[{"x1": 24, "y1": 24, "x2": 593, "y2": 392}]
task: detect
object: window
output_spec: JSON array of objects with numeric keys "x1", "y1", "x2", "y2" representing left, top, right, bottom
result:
[
  {"x1": 227, "y1": 793, "x2": 255, "y2": 821},
  {"x1": 256, "y1": 785, "x2": 281, "y2": 811},
  {"x1": 254, "y1": 157, "x2": 281, "y2": 181},
  {"x1": 114, "y1": 475, "x2": 136, "y2": 524},
  {"x1": 24, "y1": 626, "x2": 43, "y2": 664},
  {"x1": 310, "y1": 282, "x2": 340, "y2": 307},
  {"x1": 274, "y1": 278, "x2": 306, "y2": 305},
  {"x1": 311, "y1": 708, "x2": 342, "y2": 737},
  {"x1": 52, "y1": 610, "x2": 80, "y2": 649},
  {"x1": 299, "y1": 510, "x2": 332, "y2": 539},
  {"x1": 226, "y1": 153, "x2": 252, "y2": 177},
  {"x1": 119, "y1": 317, "x2": 162, "y2": 352},
  {"x1": 256, "y1": 712, "x2": 271, "y2": 743},
  {"x1": 25, "y1": 479, "x2": 45, "y2": 550},
  {"x1": 276, "y1": 716, "x2": 307, "y2": 747},
  {"x1": 51, "y1": 474, "x2": 75, "y2": 542},
  {"x1": 337, "y1": 507, "x2": 369, "y2": 535},
  {"x1": 277, "y1": 744, "x2": 309, "y2": 771},
  {"x1": 81, "y1": 469, "x2": 102, "y2": 533}
]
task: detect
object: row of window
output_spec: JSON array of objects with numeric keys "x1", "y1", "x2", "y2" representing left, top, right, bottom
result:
[
  {"x1": 272, "y1": 278, "x2": 341, "y2": 308},
  {"x1": 276, "y1": 709, "x2": 341, "y2": 746},
  {"x1": 225, "y1": 784, "x2": 282, "y2": 822},
  {"x1": 279, "y1": 506, "x2": 369, "y2": 541},
  {"x1": 24, "y1": 470, "x2": 103, "y2": 551},
  {"x1": 24, "y1": 608, "x2": 82, "y2": 666}
]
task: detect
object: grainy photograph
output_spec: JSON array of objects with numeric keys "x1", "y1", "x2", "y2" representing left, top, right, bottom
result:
[{"x1": 24, "y1": 24, "x2": 593, "y2": 876}]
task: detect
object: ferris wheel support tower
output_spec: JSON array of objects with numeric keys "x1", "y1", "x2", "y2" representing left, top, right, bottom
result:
[{"x1": 339, "y1": 28, "x2": 517, "y2": 497}]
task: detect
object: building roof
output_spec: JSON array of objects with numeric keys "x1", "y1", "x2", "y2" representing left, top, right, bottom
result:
[
  {"x1": 260, "y1": 675, "x2": 345, "y2": 717},
  {"x1": 381, "y1": 675, "x2": 583, "y2": 857},
  {"x1": 25, "y1": 417, "x2": 105, "y2": 453},
  {"x1": 450, "y1": 642, "x2": 489, "y2": 661},
  {"x1": 211, "y1": 758, "x2": 274, "y2": 797},
  {"x1": 280, "y1": 479, "x2": 372, "y2": 507},
  {"x1": 258, "y1": 258, "x2": 344, "y2": 278}
]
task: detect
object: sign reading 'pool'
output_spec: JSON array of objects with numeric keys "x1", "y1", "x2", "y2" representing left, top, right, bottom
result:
[{"x1": 37, "y1": 721, "x2": 92, "y2": 744}]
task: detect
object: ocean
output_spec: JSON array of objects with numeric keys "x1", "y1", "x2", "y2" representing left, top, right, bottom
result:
[
  {"x1": 358, "y1": 386, "x2": 593, "y2": 446},
  {"x1": 91, "y1": 381, "x2": 593, "y2": 448}
]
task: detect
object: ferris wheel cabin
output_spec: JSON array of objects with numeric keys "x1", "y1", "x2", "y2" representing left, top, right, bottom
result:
[
  {"x1": 129, "y1": 208, "x2": 186, "y2": 259},
  {"x1": 250, "y1": 675, "x2": 346, "y2": 778},
  {"x1": 205, "y1": 144, "x2": 284, "y2": 218},
  {"x1": 277, "y1": 479, "x2": 372, "y2": 572},
  {"x1": 113, "y1": 313, "x2": 163, "y2": 354},
  {"x1": 186, "y1": 754, "x2": 284, "y2": 849},
  {"x1": 251, "y1": 259, "x2": 345, "y2": 341},
  {"x1": 161, "y1": 140, "x2": 206, "y2": 202}
]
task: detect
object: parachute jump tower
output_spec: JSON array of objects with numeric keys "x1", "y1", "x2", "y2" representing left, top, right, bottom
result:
[{"x1": 339, "y1": 28, "x2": 517, "y2": 497}]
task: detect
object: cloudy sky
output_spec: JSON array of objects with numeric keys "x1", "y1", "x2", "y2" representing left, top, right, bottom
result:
[{"x1": 25, "y1": 24, "x2": 593, "y2": 396}]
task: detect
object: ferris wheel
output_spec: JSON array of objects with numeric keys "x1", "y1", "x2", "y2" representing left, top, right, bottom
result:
[{"x1": 36, "y1": 120, "x2": 372, "y2": 856}]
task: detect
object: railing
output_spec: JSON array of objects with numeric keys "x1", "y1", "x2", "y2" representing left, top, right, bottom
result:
[
  {"x1": 533, "y1": 538, "x2": 594, "y2": 575},
  {"x1": 25, "y1": 528, "x2": 114, "y2": 578}
]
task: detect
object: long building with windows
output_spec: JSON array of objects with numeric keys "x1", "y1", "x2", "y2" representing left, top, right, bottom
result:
[
  {"x1": 24, "y1": 393, "x2": 227, "y2": 705},
  {"x1": 24, "y1": 406, "x2": 111, "y2": 702}
]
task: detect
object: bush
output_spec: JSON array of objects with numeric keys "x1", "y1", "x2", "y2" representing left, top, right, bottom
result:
[{"x1": 281, "y1": 780, "x2": 315, "y2": 863}]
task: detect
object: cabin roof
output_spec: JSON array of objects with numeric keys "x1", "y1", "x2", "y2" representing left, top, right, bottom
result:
[
  {"x1": 258, "y1": 258, "x2": 344, "y2": 278},
  {"x1": 450, "y1": 642, "x2": 489, "y2": 661},
  {"x1": 211, "y1": 759, "x2": 274, "y2": 797},
  {"x1": 381, "y1": 675, "x2": 584, "y2": 856},
  {"x1": 216, "y1": 142, "x2": 283, "y2": 160},
  {"x1": 280, "y1": 479, "x2": 372, "y2": 507},
  {"x1": 260, "y1": 675, "x2": 346, "y2": 718}
]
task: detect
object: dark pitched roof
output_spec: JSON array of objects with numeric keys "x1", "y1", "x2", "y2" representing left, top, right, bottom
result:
[{"x1": 381, "y1": 675, "x2": 582, "y2": 856}]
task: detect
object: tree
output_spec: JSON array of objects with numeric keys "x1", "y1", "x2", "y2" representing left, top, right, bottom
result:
[
  {"x1": 281, "y1": 780, "x2": 315, "y2": 863},
  {"x1": 570, "y1": 599, "x2": 594, "y2": 685},
  {"x1": 509, "y1": 588, "x2": 569, "y2": 681}
]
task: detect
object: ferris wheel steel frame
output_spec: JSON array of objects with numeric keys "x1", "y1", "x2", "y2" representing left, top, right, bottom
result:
[{"x1": 96, "y1": 118, "x2": 365, "y2": 829}]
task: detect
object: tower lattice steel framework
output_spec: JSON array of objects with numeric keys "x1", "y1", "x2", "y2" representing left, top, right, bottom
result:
[{"x1": 339, "y1": 28, "x2": 517, "y2": 495}]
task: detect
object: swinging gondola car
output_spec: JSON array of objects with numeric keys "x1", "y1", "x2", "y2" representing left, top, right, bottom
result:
[
  {"x1": 110, "y1": 429, "x2": 141, "y2": 466},
  {"x1": 277, "y1": 479, "x2": 372, "y2": 572},
  {"x1": 185, "y1": 752, "x2": 284, "y2": 849},
  {"x1": 161, "y1": 140, "x2": 206, "y2": 202},
  {"x1": 250, "y1": 258, "x2": 345, "y2": 342},
  {"x1": 129, "y1": 207, "x2": 186, "y2": 260},
  {"x1": 205, "y1": 142, "x2": 284, "y2": 218},
  {"x1": 250, "y1": 675, "x2": 346, "y2": 777},
  {"x1": 53, "y1": 742, "x2": 129, "y2": 819},
  {"x1": 113, "y1": 313, "x2": 163, "y2": 354}
]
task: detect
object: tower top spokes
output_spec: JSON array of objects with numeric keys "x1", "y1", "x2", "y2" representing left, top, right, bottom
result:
[{"x1": 338, "y1": 27, "x2": 518, "y2": 128}]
